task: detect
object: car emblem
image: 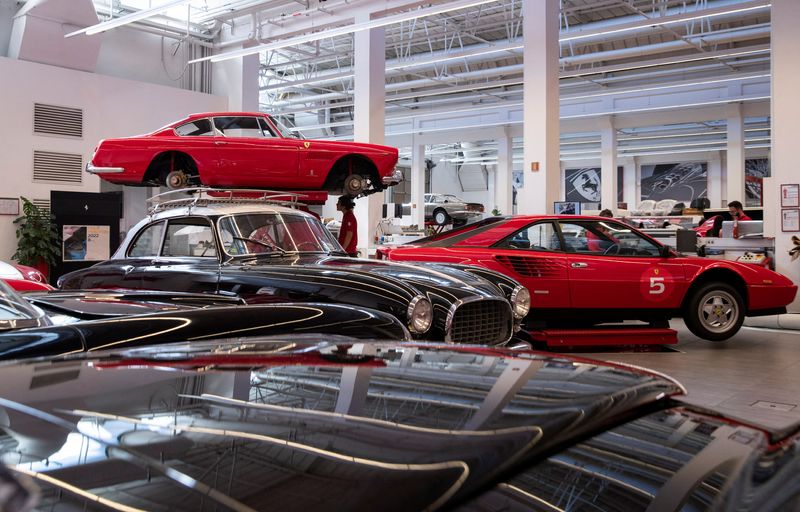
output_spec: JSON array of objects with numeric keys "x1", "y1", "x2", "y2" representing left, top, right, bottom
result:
[
  {"x1": 653, "y1": 268, "x2": 660, "y2": 275},
  {"x1": 303, "y1": 141, "x2": 311, "y2": 149}
]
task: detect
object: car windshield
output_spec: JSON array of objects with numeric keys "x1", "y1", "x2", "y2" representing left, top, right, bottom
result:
[
  {"x1": 218, "y1": 213, "x2": 344, "y2": 256},
  {"x1": 0, "y1": 280, "x2": 51, "y2": 331},
  {"x1": 269, "y1": 116, "x2": 305, "y2": 139},
  {"x1": 441, "y1": 195, "x2": 463, "y2": 202}
]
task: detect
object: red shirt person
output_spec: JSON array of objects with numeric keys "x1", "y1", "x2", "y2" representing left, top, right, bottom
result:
[
  {"x1": 727, "y1": 200, "x2": 752, "y2": 221},
  {"x1": 337, "y1": 195, "x2": 358, "y2": 257}
]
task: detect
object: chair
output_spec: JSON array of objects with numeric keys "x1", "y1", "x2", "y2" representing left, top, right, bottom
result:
[
  {"x1": 654, "y1": 199, "x2": 678, "y2": 216},
  {"x1": 631, "y1": 200, "x2": 657, "y2": 216}
]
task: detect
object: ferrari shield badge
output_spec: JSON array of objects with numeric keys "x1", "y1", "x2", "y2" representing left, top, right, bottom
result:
[{"x1": 303, "y1": 141, "x2": 311, "y2": 149}]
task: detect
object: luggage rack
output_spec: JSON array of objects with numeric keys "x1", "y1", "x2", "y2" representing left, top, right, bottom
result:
[{"x1": 146, "y1": 187, "x2": 316, "y2": 214}]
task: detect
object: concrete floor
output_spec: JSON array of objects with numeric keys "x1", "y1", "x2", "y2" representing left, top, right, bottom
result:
[{"x1": 584, "y1": 321, "x2": 800, "y2": 431}]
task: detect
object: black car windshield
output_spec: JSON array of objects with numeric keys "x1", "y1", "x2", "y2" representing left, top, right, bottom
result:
[
  {"x1": 219, "y1": 213, "x2": 344, "y2": 256},
  {"x1": 0, "y1": 280, "x2": 51, "y2": 330}
]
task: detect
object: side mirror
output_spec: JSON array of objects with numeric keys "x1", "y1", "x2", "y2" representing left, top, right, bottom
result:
[{"x1": 659, "y1": 245, "x2": 672, "y2": 258}]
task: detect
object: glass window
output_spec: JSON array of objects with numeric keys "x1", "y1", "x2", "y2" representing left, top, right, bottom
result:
[
  {"x1": 219, "y1": 213, "x2": 343, "y2": 255},
  {"x1": 128, "y1": 221, "x2": 165, "y2": 257},
  {"x1": 213, "y1": 116, "x2": 267, "y2": 138},
  {"x1": 175, "y1": 119, "x2": 213, "y2": 137},
  {"x1": 559, "y1": 220, "x2": 662, "y2": 256},
  {"x1": 257, "y1": 117, "x2": 277, "y2": 138},
  {"x1": 496, "y1": 222, "x2": 561, "y2": 251},
  {"x1": 162, "y1": 218, "x2": 216, "y2": 257},
  {"x1": 269, "y1": 116, "x2": 305, "y2": 139}
]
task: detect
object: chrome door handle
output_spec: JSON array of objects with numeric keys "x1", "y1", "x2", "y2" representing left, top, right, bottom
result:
[
  {"x1": 214, "y1": 141, "x2": 227, "y2": 145},
  {"x1": 570, "y1": 262, "x2": 589, "y2": 268}
]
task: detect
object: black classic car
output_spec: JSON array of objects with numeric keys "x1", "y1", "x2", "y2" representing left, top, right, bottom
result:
[
  {"x1": 0, "y1": 280, "x2": 409, "y2": 360},
  {"x1": 58, "y1": 190, "x2": 530, "y2": 345},
  {"x1": 0, "y1": 339, "x2": 796, "y2": 511}
]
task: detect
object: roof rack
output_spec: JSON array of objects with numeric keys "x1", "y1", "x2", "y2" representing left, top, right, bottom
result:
[{"x1": 147, "y1": 187, "x2": 310, "y2": 215}]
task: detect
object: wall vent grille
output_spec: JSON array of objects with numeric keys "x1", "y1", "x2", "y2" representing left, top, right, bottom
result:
[
  {"x1": 33, "y1": 151, "x2": 83, "y2": 184},
  {"x1": 31, "y1": 199, "x2": 51, "y2": 213},
  {"x1": 34, "y1": 103, "x2": 83, "y2": 138}
]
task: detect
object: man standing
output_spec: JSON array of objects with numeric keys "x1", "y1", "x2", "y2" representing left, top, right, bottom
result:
[
  {"x1": 727, "y1": 200, "x2": 752, "y2": 221},
  {"x1": 337, "y1": 195, "x2": 358, "y2": 257}
]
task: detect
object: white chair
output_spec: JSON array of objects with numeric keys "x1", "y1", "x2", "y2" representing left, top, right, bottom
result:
[
  {"x1": 654, "y1": 199, "x2": 678, "y2": 216},
  {"x1": 631, "y1": 200, "x2": 657, "y2": 216}
]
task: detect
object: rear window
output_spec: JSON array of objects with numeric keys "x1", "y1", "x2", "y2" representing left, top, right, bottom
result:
[{"x1": 408, "y1": 217, "x2": 508, "y2": 248}]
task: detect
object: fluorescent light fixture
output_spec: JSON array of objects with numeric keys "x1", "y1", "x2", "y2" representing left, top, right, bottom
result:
[
  {"x1": 561, "y1": 95, "x2": 770, "y2": 120},
  {"x1": 191, "y1": 0, "x2": 501, "y2": 64},
  {"x1": 65, "y1": 0, "x2": 192, "y2": 38}
]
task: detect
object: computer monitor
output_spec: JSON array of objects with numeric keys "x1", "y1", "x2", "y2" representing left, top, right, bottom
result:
[
  {"x1": 721, "y1": 220, "x2": 763, "y2": 238},
  {"x1": 554, "y1": 201, "x2": 581, "y2": 215}
]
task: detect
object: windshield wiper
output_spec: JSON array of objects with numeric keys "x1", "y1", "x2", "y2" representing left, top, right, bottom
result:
[{"x1": 232, "y1": 236, "x2": 289, "y2": 255}]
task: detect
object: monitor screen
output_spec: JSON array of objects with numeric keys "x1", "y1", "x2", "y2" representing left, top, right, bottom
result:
[{"x1": 554, "y1": 201, "x2": 581, "y2": 215}]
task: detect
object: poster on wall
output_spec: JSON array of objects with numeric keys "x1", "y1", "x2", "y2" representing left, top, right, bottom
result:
[
  {"x1": 745, "y1": 158, "x2": 770, "y2": 207},
  {"x1": 640, "y1": 162, "x2": 707, "y2": 203},
  {"x1": 565, "y1": 167, "x2": 601, "y2": 203},
  {"x1": 62, "y1": 225, "x2": 110, "y2": 262}
]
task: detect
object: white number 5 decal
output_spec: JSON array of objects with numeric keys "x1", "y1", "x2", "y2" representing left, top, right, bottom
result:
[{"x1": 649, "y1": 277, "x2": 666, "y2": 294}]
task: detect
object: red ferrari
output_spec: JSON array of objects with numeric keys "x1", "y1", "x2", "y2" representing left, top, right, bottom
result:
[
  {"x1": 86, "y1": 112, "x2": 402, "y2": 196},
  {"x1": 379, "y1": 216, "x2": 798, "y2": 341}
]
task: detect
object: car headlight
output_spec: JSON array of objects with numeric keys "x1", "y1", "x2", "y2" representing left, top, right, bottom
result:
[
  {"x1": 407, "y1": 295, "x2": 433, "y2": 334},
  {"x1": 510, "y1": 285, "x2": 531, "y2": 319}
]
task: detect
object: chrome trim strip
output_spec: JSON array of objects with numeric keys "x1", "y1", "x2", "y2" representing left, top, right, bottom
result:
[{"x1": 86, "y1": 162, "x2": 125, "y2": 174}]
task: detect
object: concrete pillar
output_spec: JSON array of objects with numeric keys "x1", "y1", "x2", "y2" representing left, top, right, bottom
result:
[
  {"x1": 708, "y1": 153, "x2": 723, "y2": 208},
  {"x1": 599, "y1": 116, "x2": 618, "y2": 214},
  {"x1": 771, "y1": 0, "x2": 800, "y2": 312},
  {"x1": 410, "y1": 138, "x2": 426, "y2": 229},
  {"x1": 352, "y1": 18, "x2": 385, "y2": 256},
  {"x1": 621, "y1": 157, "x2": 637, "y2": 210},
  {"x1": 726, "y1": 104, "x2": 745, "y2": 206},
  {"x1": 519, "y1": 0, "x2": 560, "y2": 214},
  {"x1": 211, "y1": 48, "x2": 259, "y2": 111},
  {"x1": 496, "y1": 129, "x2": 513, "y2": 215}
]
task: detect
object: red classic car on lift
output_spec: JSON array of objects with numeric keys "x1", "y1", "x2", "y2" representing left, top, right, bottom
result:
[
  {"x1": 86, "y1": 112, "x2": 402, "y2": 196},
  {"x1": 379, "y1": 215, "x2": 798, "y2": 342}
]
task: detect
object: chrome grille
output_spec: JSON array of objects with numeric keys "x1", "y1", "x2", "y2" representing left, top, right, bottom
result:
[{"x1": 448, "y1": 299, "x2": 512, "y2": 345}]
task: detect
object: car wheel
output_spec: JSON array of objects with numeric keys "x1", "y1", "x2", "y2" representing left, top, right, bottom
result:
[
  {"x1": 343, "y1": 174, "x2": 365, "y2": 196},
  {"x1": 684, "y1": 282, "x2": 744, "y2": 342},
  {"x1": 433, "y1": 209, "x2": 451, "y2": 225},
  {"x1": 164, "y1": 169, "x2": 189, "y2": 189}
]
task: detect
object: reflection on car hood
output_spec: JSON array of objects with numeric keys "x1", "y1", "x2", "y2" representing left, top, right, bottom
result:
[{"x1": 0, "y1": 341, "x2": 682, "y2": 511}]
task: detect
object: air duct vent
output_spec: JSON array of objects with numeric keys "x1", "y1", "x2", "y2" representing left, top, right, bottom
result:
[
  {"x1": 33, "y1": 151, "x2": 83, "y2": 184},
  {"x1": 34, "y1": 103, "x2": 83, "y2": 138},
  {"x1": 31, "y1": 199, "x2": 51, "y2": 213}
]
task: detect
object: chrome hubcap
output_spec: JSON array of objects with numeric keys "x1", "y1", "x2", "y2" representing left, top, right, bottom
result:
[{"x1": 698, "y1": 290, "x2": 738, "y2": 333}]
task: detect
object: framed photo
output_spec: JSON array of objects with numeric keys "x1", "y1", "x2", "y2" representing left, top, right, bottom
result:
[
  {"x1": 781, "y1": 184, "x2": 799, "y2": 207},
  {"x1": 0, "y1": 197, "x2": 19, "y2": 215},
  {"x1": 554, "y1": 201, "x2": 581, "y2": 215},
  {"x1": 782, "y1": 209, "x2": 800, "y2": 232}
]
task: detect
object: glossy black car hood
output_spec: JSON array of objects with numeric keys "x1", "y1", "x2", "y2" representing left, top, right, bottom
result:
[{"x1": 0, "y1": 341, "x2": 683, "y2": 511}]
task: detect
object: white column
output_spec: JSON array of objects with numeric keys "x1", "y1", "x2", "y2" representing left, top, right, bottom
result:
[
  {"x1": 519, "y1": 0, "x2": 560, "y2": 214},
  {"x1": 599, "y1": 116, "x2": 618, "y2": 213},
  {"x1": 708, "y1": 153, "x2": 723, "y2": 208},
  {"x1": 352, "y1": 18, "x2": 385, "y2": 256},
  {"x1": 771, "y1": 0, "x2": 800, "y2": 312},
  {"x1": 410, "y1": 138, "x2": 426, "y2": 229},
  {"x1": 726, "y1": 104, "x2": 745, "y2": 206},
  {"x1": 211, "y1": 49, "x2": 259, "y2": 111},
  {"x1": 621, "y1": 157, "x2": 637, "y2": 210},
  {"x1": 496, "y1": 130, "x2": 513, "y2": 215}
]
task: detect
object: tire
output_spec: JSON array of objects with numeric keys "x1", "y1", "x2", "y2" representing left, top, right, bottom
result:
[
  {"x1": 433, "y1": 209, "x2": 451, "y2": 226},
  {"x1": 683, "y1": 282, "x2": 744, "y2": 342},
  {"x1": 164, "y1": 169, "x2": 189, "y2": 189},
  {"x1": 343, "y1": 174, "x2": 365, "y2": 196}
]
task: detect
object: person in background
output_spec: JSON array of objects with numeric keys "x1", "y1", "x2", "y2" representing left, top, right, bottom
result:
[
  {"x1": 599, "y1": 209, "x2": 613, "y2": 218},
  {"x1": 337, "y1": 195, "x2": 358, "y2": 257},
  {"x1": 727, "y1": 200, "x2": 752, "y2": 221}
]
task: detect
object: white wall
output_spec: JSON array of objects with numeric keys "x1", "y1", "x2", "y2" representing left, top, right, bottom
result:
[
  {"x1": 0, "y1": 0, "x2": 15, "y2": 57},
  {"x1": 429, "y1": 161, "x2": 491, "y2": 204},
  {"x1": 0, "y1": 56, "x2": 226, "y2": 261}
]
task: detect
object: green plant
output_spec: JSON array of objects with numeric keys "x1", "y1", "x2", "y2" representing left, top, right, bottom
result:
[
  {"x1": 491, "y1": 207, "x2": 502, "y2": 216},
  {"x1": 12, "y1": 197, "x2": 60, "y2": 267}
]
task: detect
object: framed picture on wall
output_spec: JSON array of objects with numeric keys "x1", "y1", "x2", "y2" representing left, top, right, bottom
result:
[
  {"x1": 781, "y1": 184, "x2": 799, "y2": 207},
  {"x1": 0, "y1": 198, "x2": 19, "y2": 215},
  {"x1": 554, "y1": 201, "x2": 581, "y2": 215},
  {"x1": 781, "y1": 209, "x2": 800, "y2": 232}
]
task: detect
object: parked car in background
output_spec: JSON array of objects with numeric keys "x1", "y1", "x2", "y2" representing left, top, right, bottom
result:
[
  {"x1": 411, "y1": 193, "x2": 485, "y2": 225},
  {"x1": 379, "y1": 215, "x2": 797, "y2": 341},
  {"x1": 0, "y1": 261, "x2": 51, "y2": 291},
  {"x1": 85, "y1": 112, "x2": 402, "y2": 196},
  {"x1": 0, "y1": 338, "x2": 796, "y2": 511},
  {"x1": 58, "y1": 190, "x2": 529, "y2": 345}
]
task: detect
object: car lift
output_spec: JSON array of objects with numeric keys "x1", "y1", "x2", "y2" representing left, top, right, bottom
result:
[{"x1": 527, "y1": 325, "x2": 678, "y2": 348}]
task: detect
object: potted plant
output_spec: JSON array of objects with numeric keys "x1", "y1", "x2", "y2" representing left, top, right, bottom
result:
[{"x1": 12, "y1": 197, "x2": 60, "y2": 278}]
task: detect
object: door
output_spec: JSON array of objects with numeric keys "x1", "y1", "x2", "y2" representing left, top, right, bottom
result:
[
  {"x1": 211, "y1": 116, "x2": 300, "y2": 187},
  {"x1": 559, "y1": 220, "x2": 687, "y2": 310}
]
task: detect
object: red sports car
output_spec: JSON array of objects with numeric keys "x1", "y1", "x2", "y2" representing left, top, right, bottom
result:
[
  {"x1": 379, "y1": 215, "x2": 798, "y2": 341},
  {"x1": 86, "y1": 112, "x2": 402, "y2": 195}
]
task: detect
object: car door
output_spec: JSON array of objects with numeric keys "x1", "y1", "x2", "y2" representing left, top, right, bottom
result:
[
  {"x1": 560, "y1": 219, "x2": 688, "y2": 310},
  {"x1": 211, "y1": 116, "x2": 299, "y2": 187},
  {"x1": 136, "y1": 217, "x2": 222, "y2": 294},
  {"x1": 483, "y1": 221, "x2": 571, "y2": 309}
]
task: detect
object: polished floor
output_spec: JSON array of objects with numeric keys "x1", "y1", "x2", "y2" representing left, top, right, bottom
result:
[{"x1": 584, "y1": 321, "x2": 800, "y2": 430}]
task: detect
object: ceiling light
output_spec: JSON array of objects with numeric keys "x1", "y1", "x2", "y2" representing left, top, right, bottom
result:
[{"x1": 65, "y1": 0, "x2": 193, "y2": 38}]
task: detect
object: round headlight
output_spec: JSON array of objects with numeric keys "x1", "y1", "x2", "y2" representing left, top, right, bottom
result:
[
  {"x1": 510, "y1": 285, "x2": 531, "y2": 319},
  {"x1": 407, "y1": 295, "x2": 433, "y2": 334}
]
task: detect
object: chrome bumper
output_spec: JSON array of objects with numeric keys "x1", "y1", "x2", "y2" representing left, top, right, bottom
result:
[
  {"x1": 382, "y1": 168, "x2": 404, "y2": 185},
  {"x1": 86, "y1": 162, "x2": 125, "y2": 174}
]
